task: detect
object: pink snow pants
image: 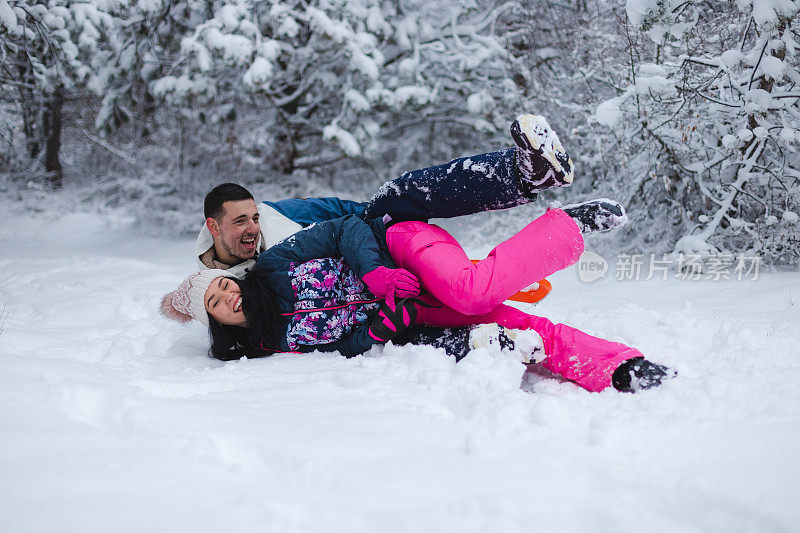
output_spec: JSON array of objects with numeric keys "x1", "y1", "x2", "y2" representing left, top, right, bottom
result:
[{"x1": 385, "y1": 208, "x2": 643, "y2": 392}]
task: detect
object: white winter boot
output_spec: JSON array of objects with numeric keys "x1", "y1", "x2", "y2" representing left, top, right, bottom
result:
[{"x1": 468, "y1": 323, "x2": 546, "y2": 364}]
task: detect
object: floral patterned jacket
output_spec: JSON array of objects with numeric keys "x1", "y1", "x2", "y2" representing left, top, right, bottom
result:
[{"x1": 250, "y1": 215, "x2": 395, "y2": 357}]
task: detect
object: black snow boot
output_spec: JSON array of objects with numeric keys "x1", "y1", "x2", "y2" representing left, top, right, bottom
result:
[
  {"x1": 510, "y1": 114, "x2": 574, "y2": 197},
  {"x1": 562, "y1": 198, "x2": 629, "y2": 234},
  {"x1": 612, "y1": 356, "x2": 676, "y2": 393}
]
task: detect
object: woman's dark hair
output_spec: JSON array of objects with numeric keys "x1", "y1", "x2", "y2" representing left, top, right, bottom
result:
[{"x1": 207, "y1": 274, "x2": 282, "y2": 360}]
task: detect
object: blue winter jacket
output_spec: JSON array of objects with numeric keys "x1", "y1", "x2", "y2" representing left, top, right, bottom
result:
[{"x1": 250, "y1": 215, "x2": 396, "y2": 357}]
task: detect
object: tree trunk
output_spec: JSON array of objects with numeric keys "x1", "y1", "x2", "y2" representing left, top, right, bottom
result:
[
  {"x1": 42, "y1": 90, "x2": 64, "y2": 188},
  {"x1": 15, "y1": 58, "x2": 40, "y2": 160}
]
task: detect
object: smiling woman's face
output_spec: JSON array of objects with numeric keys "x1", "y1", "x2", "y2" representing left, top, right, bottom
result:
[{"x1": 204, "y1": 277, "x2": 247, "y2": 326}]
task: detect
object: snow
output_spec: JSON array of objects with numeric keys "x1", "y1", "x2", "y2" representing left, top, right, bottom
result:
[
  {"x1": 348, "y1": 45, "x2": 380, "y2": 80},
  {"x1": 737, "y1": 128, "x2": 754, "y2": 141},
  {"x1": 634, "y1": 64, "x2": 675, "y2": 96},
  {"x1": 782, "y1": 210, "x2": 798, "y2": 223},
  {"x1": 308, "y1": 7, "x2": 352, "y2": 44},
  {"x1": 647, "y1": 20, "x2": 695, "y2": 42},
  {"x1": 366, "y1": 83, "x2": 395, "y2": 106},
  {"x1": 345, "y1": 0, "x2": 368, "y2": 19},
  {"x1": 626, "y1": 0, "x2": 659, "y2": 28},
  {"x1": 760, "y1": 55, "x2": 785, "y2": 81},
  {"x1": 0, "y1": 0, "x2": 18, "y2": 34},
  {"x1": 243, "y1": 57, "x2": 273, "y2": 88},
  {"x1": 535, "y1": 47, "x2": 559, "y2": 60},
  {"x1": 216, "y1": 4, "x2": 243, "y2": 31},
  {"x1": 672, "y1": 234, "x2": 718, "y2": 257},
  {"x1": 257, "y1": 40, "x2": 281, "y2": 61},
  {"x1": 345, "y1": 89, "x2": 370, "y2": 112},
  {"x1": 466, "y1": 92, "x2": 489, "y2": 114},
  {"x1": 276, "y1": 15, "x2": 299, "y2": 38},
  {"x1": 61, "y1": 41, "x2": 80, "y2": 61},
  {"x1": 720, "y1": 49, "x2": 744, "y2": 69},
  {"x1": 636, "y1": 63, "x2": 667, "y2": 77},
  {"x1": 594, "y1": 97, "x2": 625, "y2": 128},
  {"x1": 753, "y1": 126, "x2": 769, "y2": 139},
  {"x1": 751, "y1": 0, "x2": 778, "y2": 27},
  {"x1": 323, "y1": 124, "x2": 362, "y2": 156},
  {"x1": 779, "y1": 127, "x2": 796, "y2": 142},
  {"x1": 594, "y1": 85, "x2": 636, "y2": 128},
  {"x1": 397, "y1": 57, "x2": 417, "y2": 78},
  {"x1": 472, "y1": 118, "x2": 496, "y2": 133},
  {"x1": 394, "y1": 85, "x2": 434, "y2": 106},
  {"x1": 43, "y1": 12, "x2": 66, "y2": 30},
  {"x1": 1, "y1": 209, "x2": 798, "y2": 531},
  {"x1": 721, "y1": 134, "x2": 738, "y2": 149},
  {"x1": 782, "y1": 27, "x2": 798, "y2": 56},
  {"x1": 366, "y1": 5, "x2": 391, "y2": 36},
  {"x1": 635, "y1": 74, "x2": 676, "y2": 96},
  {"x1": 78, "y1": 22, "x2": 101, "y2": 49},
  {"x1": 151, "y1": 75, "x2": 217, "y2": 102},
  {"x1": 135, "y1": 0, "x2": 163, "y2": 15},
  {"x1": 203, "y1": 28, "x2": 254, "y2": 65},
  {"x1": 182, "y1": 38, "x2": 213, "y2": 72}
]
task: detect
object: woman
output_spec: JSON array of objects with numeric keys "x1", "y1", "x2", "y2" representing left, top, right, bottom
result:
[{"x1": 162, "y1": 199, "x2": 674, "y2": 393}]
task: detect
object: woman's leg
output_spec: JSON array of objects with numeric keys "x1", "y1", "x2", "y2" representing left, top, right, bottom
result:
[
  {"x1": 386, "y1": 208, "x2": 584, "y2": 315},
  {"x1": 413, "y1": 301, "x2": 639, "y2": 393},
  {"x1": 489, "y1": 306, "x2": 642, "y2": 393},
  {"x1": 393, "y1": 325, "x2": 475, "y2": 362}
]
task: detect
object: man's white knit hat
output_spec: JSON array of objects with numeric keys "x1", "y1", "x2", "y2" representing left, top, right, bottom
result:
[{"x1": 160, "y1": 269, "x2": 229, "y2": 326}]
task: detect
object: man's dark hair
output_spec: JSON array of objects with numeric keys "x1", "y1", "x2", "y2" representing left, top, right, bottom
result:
[{"x1": 204, "y1": 183, "x2": 254, "y2": 220}]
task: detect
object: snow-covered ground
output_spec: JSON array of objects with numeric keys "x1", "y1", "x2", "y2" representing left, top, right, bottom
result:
[{"x1": 1, "y1": 211, "x2": 798, "y2": 533}]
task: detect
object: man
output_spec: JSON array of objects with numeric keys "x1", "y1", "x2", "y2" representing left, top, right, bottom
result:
[{"x1": 196, "y1": 114, "x2": 576, "y2": 277}]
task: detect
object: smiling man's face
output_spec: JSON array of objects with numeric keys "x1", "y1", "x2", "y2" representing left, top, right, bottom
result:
[{"x1": 206, "y1": 199, "x2": 261, "y2": 265}]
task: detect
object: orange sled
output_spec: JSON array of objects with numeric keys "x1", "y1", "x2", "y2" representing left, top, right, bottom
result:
[{"x1": 469, "y1": 259, "x2": 552, "y2": 304}]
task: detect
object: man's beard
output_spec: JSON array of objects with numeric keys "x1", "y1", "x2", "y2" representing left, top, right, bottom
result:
[{"x1": 221, "y1": 235, "x2": 258, "y2": 262}]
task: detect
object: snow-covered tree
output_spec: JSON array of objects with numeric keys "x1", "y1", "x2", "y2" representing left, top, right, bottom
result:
[
  {"x1": 147, "y1": 0, "x2": 540, "y2": 183},
  {"x1": 594, "y1": 0, "x2": 800, "y2": 264},
  {"x1": 0, "y1": 0, "x2": 121, "y2": 187}
]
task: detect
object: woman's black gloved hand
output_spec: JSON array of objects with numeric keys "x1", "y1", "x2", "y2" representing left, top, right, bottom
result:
[{"x1": 368, "y1": 297, "x2": 418, "y2": 342}]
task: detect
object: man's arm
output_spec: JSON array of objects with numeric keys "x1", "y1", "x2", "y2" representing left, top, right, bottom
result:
[{"x1": 264, "y1": 197, "x2": 367, "y2": 227}]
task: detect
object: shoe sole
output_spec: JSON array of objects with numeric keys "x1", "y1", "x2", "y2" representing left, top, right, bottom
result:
[
  {"x1": 515, "y1": 114, "x2": 574, "y2": 184},
  {"x1": 561, "y1": 197, "x2": 630, "y2": 232}
]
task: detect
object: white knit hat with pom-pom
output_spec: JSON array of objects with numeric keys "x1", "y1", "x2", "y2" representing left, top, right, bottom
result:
[{"x1": 160, "y1": 269, "x2": 229, "y2": 326}]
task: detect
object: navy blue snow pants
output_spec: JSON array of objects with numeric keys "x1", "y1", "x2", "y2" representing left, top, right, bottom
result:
[{"x1": 362, "y1": 148, "x2": 533, "y2": 221}]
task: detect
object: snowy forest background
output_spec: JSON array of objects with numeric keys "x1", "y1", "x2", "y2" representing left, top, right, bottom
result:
[{"x1": 1, "y1": 0, "x2": 799, "y2": 265}]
